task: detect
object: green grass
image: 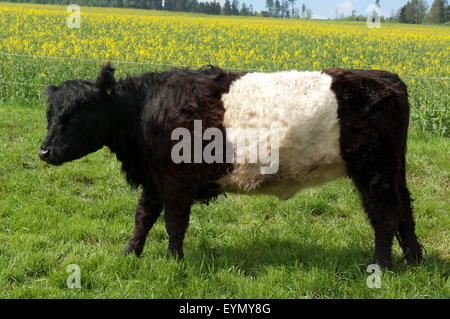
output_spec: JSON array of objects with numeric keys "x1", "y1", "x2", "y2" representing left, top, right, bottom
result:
[{"x1": 0, "y1": 104, "x2": 448, "y2": 298}]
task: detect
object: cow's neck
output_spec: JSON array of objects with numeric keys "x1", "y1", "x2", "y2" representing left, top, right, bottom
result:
[{"x1": 106, "y1": 83, "x2": 146, "y2": 188}]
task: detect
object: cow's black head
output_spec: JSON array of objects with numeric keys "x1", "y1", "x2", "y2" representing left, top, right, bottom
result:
[{"x1": 39, "y1": 64, "x2": 116, "y2": 165}]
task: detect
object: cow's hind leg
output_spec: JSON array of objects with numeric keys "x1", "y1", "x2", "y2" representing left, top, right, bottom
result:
[
  {"x1": 124, "y1": 189, "x2": 162, "y2": 257},
  {"x1": 396, "y1": 157, "x2": 423, "y2": 264},
  {"x1": 342, "y1": 117, "x2": 407, "y2": 270},
  {"x1": 347, "y1": 159, "x2": 403, "y2": 269}
]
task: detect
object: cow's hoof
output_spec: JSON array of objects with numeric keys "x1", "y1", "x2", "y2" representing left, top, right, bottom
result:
[
  {"x1": 122, "y1": 245, "x2": 133, "y2": 256},
  {"x1": 123, "y1": 243, "x2": 143, "y2": 257},
  {"x1": 167, "y1": 248, "x2": 184, "y2": 261},
  {"x1": 373, "y1": 257, "x2": 392, "y2": 270},
  {"x1": 403, "y1": 254, "x2": 422, "y2": 266}
]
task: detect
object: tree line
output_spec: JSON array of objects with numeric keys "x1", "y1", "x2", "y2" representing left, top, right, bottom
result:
[
  {"x1": 336, "y1": 0, "x2": 449, "y2": 24},
  {"x1": 262, "y1": 1, "x2": 312, "y2": 18},
  {"x1": 5, "y1": 0, "x2": 450, "y2": 23},
  {"x1": 394, "y1": 0, "x2": 449, "y2": 24},
  {"x1": 3, "y1": 0, "x2": 257, "y2": 16}
]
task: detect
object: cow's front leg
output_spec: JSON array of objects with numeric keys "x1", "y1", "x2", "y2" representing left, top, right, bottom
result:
[
  {"x1": 164, "y1": 196, "x2": 192, "y2": 260},
  {"x1": 123, "y1": 189, "x2": 162, "y2": 257}
]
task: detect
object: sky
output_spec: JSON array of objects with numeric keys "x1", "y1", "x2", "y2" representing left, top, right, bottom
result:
[{"x1": 208, "y1": 0, "x2": 421, "y2": 19}]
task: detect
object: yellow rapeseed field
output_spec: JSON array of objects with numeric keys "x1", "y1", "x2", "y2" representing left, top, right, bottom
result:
[{"x1": 0, "y1": 2, "x2": 448, "y2": 134}]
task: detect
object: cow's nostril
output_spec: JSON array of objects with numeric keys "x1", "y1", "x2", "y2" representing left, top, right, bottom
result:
[{"x1": 38, "y1": 148, "x2": 51, "y2": 160}]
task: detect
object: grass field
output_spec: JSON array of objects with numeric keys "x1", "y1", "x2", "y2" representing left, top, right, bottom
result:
[
  {"x1": 0, "y1": 3, "x2": 449, "y2": 298},
  {"x1": 0, "y1": 105, "x2": 448, "y2": 298}
]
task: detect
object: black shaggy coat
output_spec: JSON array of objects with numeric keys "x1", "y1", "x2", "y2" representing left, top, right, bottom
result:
[{"x1": 99, "y1": 66, "x2": 244, "y2": 258}]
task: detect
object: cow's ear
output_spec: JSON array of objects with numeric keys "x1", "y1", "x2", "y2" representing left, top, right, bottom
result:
[
  {"x1": 95, "y1": 63, "x2": 116, "y2": 95},
  {"x1": 45, "y1": 85, "x2": 59, "y2": 96}
]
